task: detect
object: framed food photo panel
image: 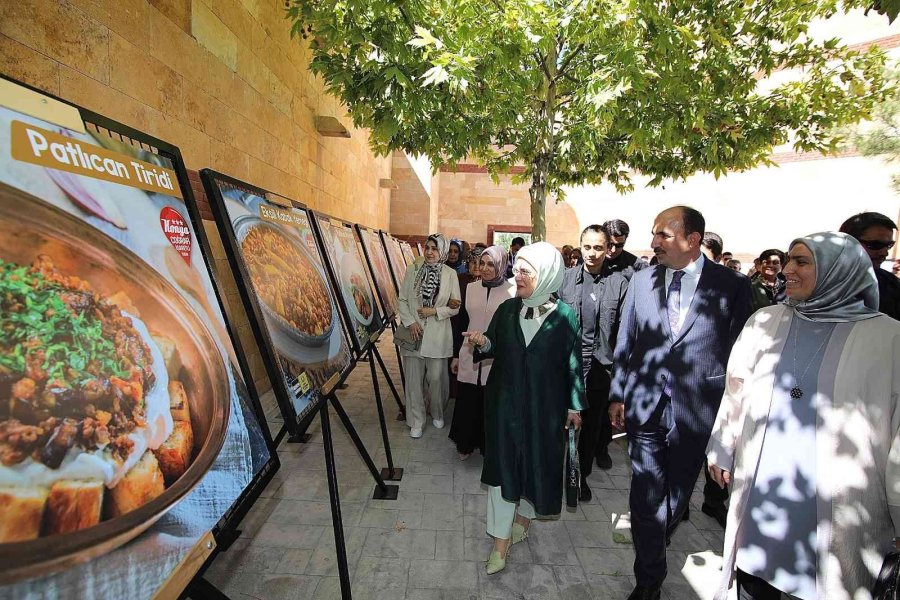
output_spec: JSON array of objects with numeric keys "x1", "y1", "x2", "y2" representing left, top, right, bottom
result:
[
  {"x1": 0, "y1": 77, "x2": 276, "y2": 592},
  {"x1": 356, "y1": 225, "x2": 399, "y2": 323},
  {"x1": 381, "y1": 232, "x2": 409, "y2": 293},
  {"x1": 200, "y1": 170, "x2": 352, "y2": 438},
  {"x1": 400, "y1": 241, "x2": 416, "y2": 266},
  {"x1": 310, "y1": 212, "x2": 383, "y2": 356}
]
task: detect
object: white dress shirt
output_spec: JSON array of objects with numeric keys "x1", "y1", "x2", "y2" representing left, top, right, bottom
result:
[{"x1": 664, "y1": 253, "x2": 704, "y2": 329}]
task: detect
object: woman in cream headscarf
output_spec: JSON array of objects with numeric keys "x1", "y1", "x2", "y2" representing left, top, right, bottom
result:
[
  {"x1": 706, "y1": 232, "x2": 900, "y2": 600},
  {"x1": 397, "y1": 233, "x2": 461, "y2": 439},
  {"x1": 464, "y1": 241, "x2": 585, "y2": 574}
]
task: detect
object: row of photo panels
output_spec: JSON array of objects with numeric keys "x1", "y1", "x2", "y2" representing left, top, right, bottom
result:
[
  {"x1": 200, "y1": 170, "x2": 418, "y2": 439},
  {"x1": 0, "y1": 76, "x2": 417, "y2": 595}
]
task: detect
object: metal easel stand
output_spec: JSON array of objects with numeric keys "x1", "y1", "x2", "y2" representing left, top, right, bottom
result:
[
  {"x1": 388, "y1": 320, "x2": 407, "y2": 391},
  {"x1": 371, "y1": 340, "x2": 405, "y2": 422},
  {"x1": 322, "y1": 375, "x2": 399, "y2": 502},
  {"x1": 365, "y1": 339, "x2": 403, "y2": 482}
]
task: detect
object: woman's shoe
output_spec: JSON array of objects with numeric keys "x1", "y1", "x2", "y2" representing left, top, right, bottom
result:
[
  {"x1": 511, "y1": 521, "x2": 529, "y2": 545},
  {"x1": 485, "y1": 547, "x2": 508, "y2": 574}
]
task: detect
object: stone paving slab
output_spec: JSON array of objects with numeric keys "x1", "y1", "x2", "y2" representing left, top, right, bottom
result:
[{"x1": 205, "y1": 336, "x2": 727, "y2": 599}]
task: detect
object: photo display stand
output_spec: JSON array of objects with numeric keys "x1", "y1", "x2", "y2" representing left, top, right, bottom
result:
[
  {"x1": 310, "y1": 212, "x2": 404, "y2": 482},
  {"x1": 400, "y1": 241, "x2": 416, "y2": 266},
  {"x1": 200, "y1": 170, "x2": 353, "y2": 443},
  {"x1": 355, "y1": 225, "x2": 407, "y2": 418},
  {"x1": 201, "y1": 171, "x2": 398, "y2": 599},
  {"x1": 380, "y1": 231, "x2": 412, "y2": 390},
  {"x1": 0, "y1": 76, "x2": 278, "y2": 600}
]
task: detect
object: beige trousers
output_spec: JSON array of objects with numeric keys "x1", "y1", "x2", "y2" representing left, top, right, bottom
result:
[{"x1": 402, "y1": 355, "x2": 447, "y2": 430}]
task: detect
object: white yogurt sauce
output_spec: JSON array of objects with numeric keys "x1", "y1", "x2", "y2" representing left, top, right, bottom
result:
[{"x1": 0, "y1": 312, "x2": 174, "y2": 489}]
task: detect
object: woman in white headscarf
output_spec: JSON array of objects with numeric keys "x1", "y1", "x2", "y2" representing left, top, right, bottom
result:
[
  {"x1": 706, "y1": 232, "x2": 900, "y2": 600},
  {"x1": 398, "y1": 233, "x2": 461, "y2": 439},
  {"x1": 464, "y1": 241, "x2": 585, "y2": 574}
]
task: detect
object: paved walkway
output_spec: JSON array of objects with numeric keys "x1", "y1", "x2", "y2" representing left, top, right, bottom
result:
[{"x1": 206, "y1": 339, "x2": 728, "y2": 599}]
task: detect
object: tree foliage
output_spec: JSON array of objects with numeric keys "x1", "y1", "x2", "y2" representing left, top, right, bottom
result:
[
  {"x1": 288, "y1": 0, "x2": 889, "y2": 239},
  {"x1": 851, "y1": 64, "x2": 900, "y2": 192}
]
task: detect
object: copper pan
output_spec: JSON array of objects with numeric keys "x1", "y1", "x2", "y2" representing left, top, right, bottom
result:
[{"x1": 0, "y1": 182, "x2": 230, "y2": 583}]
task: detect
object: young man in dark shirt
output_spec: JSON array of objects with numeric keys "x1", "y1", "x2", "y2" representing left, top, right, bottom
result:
[
  {"x1": 559, "y1": 225, "x2": 629, "y2": 500},
  {"x1": 603, "y1": 219, "x2": 648, "y2": 280},
  {"x1": 840, "y1": 212, "x2": 900, "y2": 321}
]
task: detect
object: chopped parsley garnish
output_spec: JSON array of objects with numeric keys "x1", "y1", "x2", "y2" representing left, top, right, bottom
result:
[{"x1": 0, "y1": 259, "x2": 130, "y2": 385}]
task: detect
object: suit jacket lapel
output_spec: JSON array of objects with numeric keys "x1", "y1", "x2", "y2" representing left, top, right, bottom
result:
[
  {"x1": 652, "y1": 266, "x2": 673, "y2": 340},
  {"x1": 673, "y1": 259, "x2": 712, "y2": 345}
]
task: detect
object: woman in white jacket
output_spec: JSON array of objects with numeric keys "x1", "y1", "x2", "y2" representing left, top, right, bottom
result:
[
  {"x1": 398, "y1": 233, "x2": 461, "y2": 438},
  {"x1": 706, "y1": 232, "x2": 900, "y2": 600}
]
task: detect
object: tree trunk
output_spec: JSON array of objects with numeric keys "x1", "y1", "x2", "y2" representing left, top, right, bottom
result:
[{"x1": 529, "y1": 162, "x2": 547, "y2": 242}]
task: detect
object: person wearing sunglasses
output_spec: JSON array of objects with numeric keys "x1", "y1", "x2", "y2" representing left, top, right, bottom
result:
[
  {"x1": 750, "y1": 249, "x2": 787, "y2": 314},
  {"x1": 839, "y1": 212, "x2": 900, "y2": 321},
  {"x1": 603, "y1": 219, "x2": 648, "y2": 280}
]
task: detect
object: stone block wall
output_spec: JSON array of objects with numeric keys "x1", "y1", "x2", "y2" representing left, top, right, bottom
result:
[
  {"x1": 388, "y1": 151, "x2": 432, "y2": 235},
  {"x1": 0, "y1": 0, "x2": 394, "y2": 393},
  {"x1": 436, "y1": 169, "x2": 580, "y2": 247}
]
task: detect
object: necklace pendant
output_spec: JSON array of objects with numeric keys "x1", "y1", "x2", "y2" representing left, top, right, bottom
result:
[{"x1": 790, "y1": 387, "x2": 803, "y2": 399}]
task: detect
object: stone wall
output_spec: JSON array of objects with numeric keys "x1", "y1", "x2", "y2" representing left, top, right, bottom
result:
[
  {"x1": 0, "y1": 0, "x2": 393, "y2": 393},
  {"x1": 388, "y1": 151, "x2": 432, "y2": 235},
  {"x1": 436, "y1": 168, "x2": 580, "y2": 247}
]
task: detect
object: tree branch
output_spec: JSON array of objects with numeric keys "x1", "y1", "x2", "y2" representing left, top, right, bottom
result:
[
  {"x1": 555, "y1": 42, "x2": 585, "y2": 81},
  {"x1": 533, "y1": 51, "x2": 552, "y2": 80}
]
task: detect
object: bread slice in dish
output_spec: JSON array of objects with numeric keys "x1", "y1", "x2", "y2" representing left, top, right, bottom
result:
[
  {"x1": 105, "y1": 451, "x2": 165, "y2": 519},
  {"x1": 0, "y1": 486, "x2": 48, "y2": 542},
  {"x1": 168, "y1": 380, "x2": 191, "y2": 423},
  {"x1": 154, "y1": 421, "x2": 194, "y2": 485},
  {"x1": 43, "y1": 479, "x2": 104, "y2": 535}
]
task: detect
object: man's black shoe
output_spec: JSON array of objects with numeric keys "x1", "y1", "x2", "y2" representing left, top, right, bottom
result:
[
  {"x1": 681, "y1": 505, "x2": 690, "y2": 521},
  {"x1": 626, "y1": 585, "x2": 661, "y2": 600},
  {"x1": 701, "y1": 502, "x2": 727, "y2": 528},
  {"x1": 595, "y1": 450, "x2": 613, "y2": 470},
  {"x1": 579, "y1": 479, "x2": 593, "y2": 502}
]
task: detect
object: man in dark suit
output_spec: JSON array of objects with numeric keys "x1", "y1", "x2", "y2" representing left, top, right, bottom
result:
[{"x1": 609, "y1": 206, "x2": 752, "y2": 600}]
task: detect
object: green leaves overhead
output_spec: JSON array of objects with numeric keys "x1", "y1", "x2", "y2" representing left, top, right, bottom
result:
[{"x1": 287, "y1": 0, "x2": 889, "y2": 239}]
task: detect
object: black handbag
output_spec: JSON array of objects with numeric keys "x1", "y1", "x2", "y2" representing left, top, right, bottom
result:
[
  {"x1": 565, "y1": 427, "x2": 580, "y2": 508},
  {"x1": 873, "y1": 549, "x2": 900, "y2": 600}
]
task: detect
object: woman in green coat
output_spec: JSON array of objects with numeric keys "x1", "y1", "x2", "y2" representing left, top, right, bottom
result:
[{"x1": 463, "y1": 241, "x2": 584, "y2": 574}]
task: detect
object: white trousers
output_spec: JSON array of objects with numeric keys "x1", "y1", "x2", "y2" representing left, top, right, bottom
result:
[
  {"x1": 402, "y1": 355, "x2": 447, "y2": 430},
  {"x1": 486, "y1": 485, "x2": 537, "y2": 539}
]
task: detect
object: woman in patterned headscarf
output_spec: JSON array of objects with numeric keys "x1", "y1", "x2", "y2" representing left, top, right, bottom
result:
[
  {"x1": 397, "y1": 233, "x2": 462, "y2": 438},
  {"x1": 463, "y1": 242, "x2": 585, "y2": 574}
]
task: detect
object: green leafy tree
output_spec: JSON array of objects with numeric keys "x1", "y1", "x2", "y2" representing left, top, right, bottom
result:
[
  {"x1": 851, "y1": 64, "x2": 900, "y2": 192},
  {"x1": 288, "y1": 0, "x2": 889, "y2": 240}
]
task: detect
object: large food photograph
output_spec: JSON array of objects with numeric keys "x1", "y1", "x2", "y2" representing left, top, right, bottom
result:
[
  {"x1": 383, "y1": 233, "x2": 409, "y2": 290},
  {"x1": 358, "y1": 227, "x2": 399, "y2": 320},
  {"x1": 237, "y1": 218, "x2": 335, "y2": 345},
  {"x1": 314, "y1": 215, "x2": 382, "y2": 353},
  {"x1": 400, "y1": 241, "x2": 416, "y2": 266},
  {"x1": 207, "y1": 177, "x2": 351, "y2": 425},
  {"x1": 0, "y1": 107, "x2": 265, "y2": 584}
]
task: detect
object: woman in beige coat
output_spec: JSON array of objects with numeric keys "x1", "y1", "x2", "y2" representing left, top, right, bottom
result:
[
  {"x1": 706, "y1": 232, "x2": 900, "y2": 600},
  {"x1": 398, "y1": 233, "x2": 461, "y2": 438}
]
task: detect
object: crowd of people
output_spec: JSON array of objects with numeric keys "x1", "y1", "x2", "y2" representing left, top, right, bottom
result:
[{"x1": 394, "y1": 209, "x2": 900, "y2": 600}]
